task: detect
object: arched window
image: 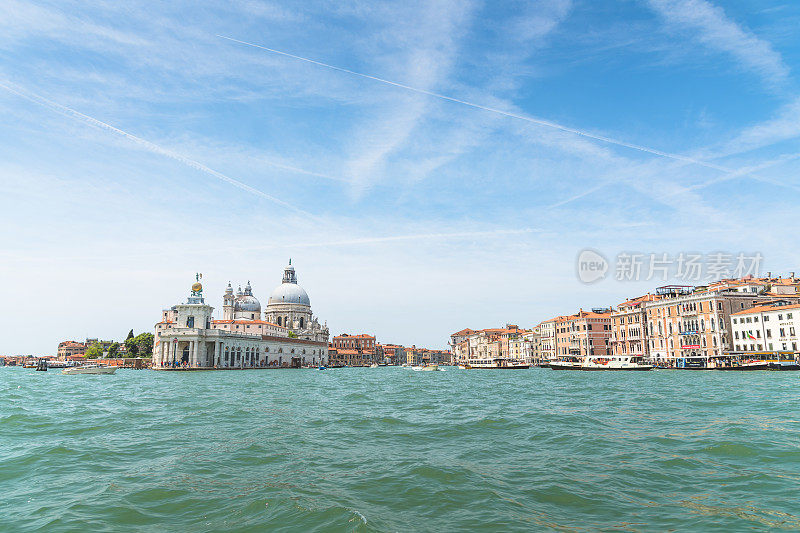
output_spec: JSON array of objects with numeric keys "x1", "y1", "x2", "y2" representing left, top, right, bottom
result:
[
  {"x1": 277, "y1": 317, "x2": 282, "y2": 326},
  {"x1": 186, "y1": 316, "x2": 194, "y2": 328},
  {"x1": 300, "y1": 317, "x2": 304, "y2": 328}
]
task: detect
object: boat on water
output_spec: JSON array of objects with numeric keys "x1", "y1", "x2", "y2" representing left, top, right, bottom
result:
[
  {"x1": 62, "y1": 364, "x2": 117, "y2": 375},
  {"x1": 463, "y1": 358, "x2": 530, "y2": 369},
  {"x1": 550, "y1": 355, "x2": 652, "y2": 371},
  {"x1": 714, "y1": 360, "x2": 771, "y2": 371},
  {"x1": 369, "y1": 363, "x2": 379, "y2": 368},
  {"x1": 318, "y1": 366, "x2": 326, "y2": 370},
  {"x1": 411, "y1": 364, "x2": 442, "y2": 371}
]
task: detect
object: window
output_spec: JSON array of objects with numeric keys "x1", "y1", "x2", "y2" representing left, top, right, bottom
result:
[
  {"x1": 788, "y1": 313, "x2": 794, "y2": 319},
  {"x1": 735, "y1": 331, "x2": 739, "y2": 339},
  {"x1": 186, "y1": 316, "x2": 194, "y2": 328},
  {"x1": 767, "y1": 329, "x2": 772, "y2": 338},
  {"x1": 780, "y1": 328, "x2": 786, "y2": 337},
  {"x1": 779, "y1": 314, "x2": 784, "y2": 321},
  {"x1": 754, "y1": 317, "x2": 759, "y2": 322},
  {"x1": 732, "y1": 318, "x2": 737, "y2": 324},
  {"x1": 764, "y1": 315, "x2": 769, "y2": 322}
]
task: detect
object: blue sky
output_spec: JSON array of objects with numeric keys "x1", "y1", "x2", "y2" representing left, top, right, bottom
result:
[{"x1": 2, "y1": 0, "x2": 800, "y2": 354}]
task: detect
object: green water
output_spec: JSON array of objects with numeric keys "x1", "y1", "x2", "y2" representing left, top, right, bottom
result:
[{"x1": 1, "y1": 367, "x2": 799, "y2": 532}]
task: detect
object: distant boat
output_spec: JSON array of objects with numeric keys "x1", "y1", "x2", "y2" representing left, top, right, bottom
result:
[
  {"x1": 412, "y1": 364, "x2": 441, "y2": 372},
  {"x1": 62, "y1": 364, "x2": 117, "y2": 375},
  {"x1": 318, "y1": 366, "x2": 326, "y2": 370},
  {"x1": 369, "y1": 363, "x2": 379, "y2": 368}
]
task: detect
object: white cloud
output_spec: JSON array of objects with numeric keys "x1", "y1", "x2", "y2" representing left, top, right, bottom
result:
[{"x1": 646, "y1": 0, "x2": 790, "y2": 88}]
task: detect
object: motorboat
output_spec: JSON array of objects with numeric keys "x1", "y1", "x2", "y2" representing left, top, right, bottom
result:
[
  {"x1": 369, "y1": 363, "x2": 379, "y2": 368},
  {"x1": 62, "y1": 364, "x2": 117, "y2": 375},
  {"x1": 412, "y1": 365, "x2": 442, "y2": 371}
]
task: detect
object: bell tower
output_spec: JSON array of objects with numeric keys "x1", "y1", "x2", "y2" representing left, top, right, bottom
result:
[{"x1": 223, "y1": 281, "x2": 234, "y2": 320}]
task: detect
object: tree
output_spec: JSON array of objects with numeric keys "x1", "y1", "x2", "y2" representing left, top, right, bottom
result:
[
  {"x1": 287, "y1": 331, "x2": 297, "y2": 338},
  {"x1": 131, "y1": 333, "x2": 154, "y2": 358},
  {"x1": 107, "y1": 342, "x2": 120, "y2": 358},
  {"x1": 126, "y1": 329, "x2": 134, "y2": 341},
  {"x1": 85, "y1": 342, "x2": 105, "y2": 359},
  {"x1": 125, "y1": 334, "x2": 139, "y2": 358}
]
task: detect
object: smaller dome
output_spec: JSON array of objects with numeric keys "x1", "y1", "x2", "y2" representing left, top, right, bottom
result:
[{"x1": 234, "y1": 295, "x2": 261, "y2": 312}]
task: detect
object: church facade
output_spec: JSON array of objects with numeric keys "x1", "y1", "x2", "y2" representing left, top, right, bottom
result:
[{"x1": 153, "y1": 262, "x2": 329, "y2": 369}]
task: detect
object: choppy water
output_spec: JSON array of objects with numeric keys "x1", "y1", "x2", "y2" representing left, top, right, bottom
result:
[{"x1": 2, "y1": 367, "x2": 800, "y2": 532}]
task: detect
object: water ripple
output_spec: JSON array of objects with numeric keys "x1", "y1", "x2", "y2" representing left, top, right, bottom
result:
[{"x1": 2, "y1": 367, "x2": 800, "y2": 531}]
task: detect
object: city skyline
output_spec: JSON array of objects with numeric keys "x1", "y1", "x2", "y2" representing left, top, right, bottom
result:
[{"x1": 2, "y1": 1, "x2": 800, "y2": 354}]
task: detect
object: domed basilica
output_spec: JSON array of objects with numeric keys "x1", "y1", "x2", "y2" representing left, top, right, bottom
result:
[
  {"x1": 153, "y1": 261, "x2": 329, "y2": 369},
  {"x1": 222, "y1": 261, "x2": 329, "y2": 343}
]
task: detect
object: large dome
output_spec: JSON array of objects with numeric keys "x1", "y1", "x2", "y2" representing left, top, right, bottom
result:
[{"x1": 268, "y1": 283, "x2": 310, "y2": 306}]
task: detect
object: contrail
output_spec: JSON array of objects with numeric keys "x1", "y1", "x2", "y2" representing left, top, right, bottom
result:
[
  {"x1": 206, "y1": 228, "x2": 539, "y2": 253},
  {"x1": 0, "y1": 80, "x2": 315, "y2": 218},
  {"x1": 218, "y1": 35, "x2": 732, "y2": 173}
]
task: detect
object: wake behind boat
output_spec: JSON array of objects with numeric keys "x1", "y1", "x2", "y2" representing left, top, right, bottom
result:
[{"x1": 62, "y1": 364, "x2": 117, "y2": 375}]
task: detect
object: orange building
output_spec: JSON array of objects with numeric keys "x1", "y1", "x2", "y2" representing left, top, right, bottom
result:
[
  {"x1": 610, "y1": 295, "x2": 659, "y2": 359},
  {"x1": 554, "y1": 309, "x2": 612, "y2": 358}
]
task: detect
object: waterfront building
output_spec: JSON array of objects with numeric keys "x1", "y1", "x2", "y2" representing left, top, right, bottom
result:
[
  {"x1": 448, "y1": 325, "x2": 524, "y2": 365},
  {"x1": 406, "y1": 346, "x2": 452, "y2": 366},
  {"x1": 449, "y1": 328, "x2": 476, "y2": 365},
  {"x1": 610, "y1": 294, "x2": 658, "y2": 360},
  {"x1": 57, "y1": 340, "x2": 87, "y2": 360},
  {"x1": 332, "y1": 333, "x2": 377, "y2": 364},
  {"x1": 521, "y1": 327, "x2": 542, "y2": 365},
  {"x1": 327, "y1": 347, "x2": 364, "y2": 367},
  {"x1": 538, "y1": 318, "x2": 557, "y2": 363},
  {"x1": 554, "y1": 309, "x2": 612, "y2": 358},
  {"x1": 730, "y1": 301, "x2": 800, "y2": 353},
  {"x1": 643, "y1": 283, "x2": 781, "y2": 366},
  {"x1": 379, "y1": 343, "x2": 406, "y2": 365},
  {"x1": 153, "y1": 262, "x2": 329, "y2": 369}
]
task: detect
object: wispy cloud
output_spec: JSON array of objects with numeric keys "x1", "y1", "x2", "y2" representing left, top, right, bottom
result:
[
  {"x1": 0, "y1": 80, "x2": 313, "y2": 218},
  {"x1": 645, "y1": 0, "x2": 790, "y2": 89}
]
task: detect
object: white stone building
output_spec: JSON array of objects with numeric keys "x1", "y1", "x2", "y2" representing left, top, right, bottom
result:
[
  {"x1": 731, "y1": 301, "x2": 800, "y2": 354},
  {"x1": 153, "y1": 262, "x2": 329, "y2": 369}
]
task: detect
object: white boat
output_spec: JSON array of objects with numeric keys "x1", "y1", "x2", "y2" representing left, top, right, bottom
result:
[
  {"x1": 463, "y1": 358, "x2": 530, "y2": 369},
  {"x1": 62, "y1": 364, "x2": 117, "y2": 375},
  {"x1": 550, "y1": 356, "x2": 652, "y2": 371},
  {"x1": 369, "y1": 363, "x2": 379, "y2": 368}
]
